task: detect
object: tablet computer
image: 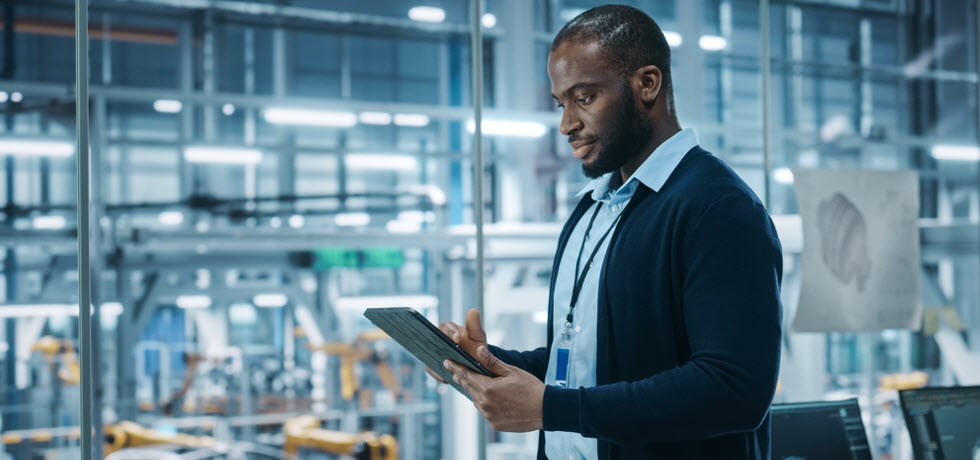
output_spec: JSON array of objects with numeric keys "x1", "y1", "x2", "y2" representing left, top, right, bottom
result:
[{"x1": 363, "y1": 307, "x2": 497, "y2": 399}]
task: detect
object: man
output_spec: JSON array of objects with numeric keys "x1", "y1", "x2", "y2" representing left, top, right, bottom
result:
[{"x1": 435, "y1": 5, "x2": 783, "y2": 459}]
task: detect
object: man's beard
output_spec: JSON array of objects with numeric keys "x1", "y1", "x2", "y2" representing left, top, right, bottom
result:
[{"x1": 582, "y1": 82, "x2": 654, "y2": 179}]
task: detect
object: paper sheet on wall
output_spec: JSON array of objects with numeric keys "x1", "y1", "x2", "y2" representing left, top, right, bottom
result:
[{"x1": 792, "y1": 169, "x2": 921, "y2": 332}]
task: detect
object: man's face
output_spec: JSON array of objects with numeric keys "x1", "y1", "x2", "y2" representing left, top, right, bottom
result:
[{"x1": 549, "y1": 41, "x2": 653, "y2": 179}]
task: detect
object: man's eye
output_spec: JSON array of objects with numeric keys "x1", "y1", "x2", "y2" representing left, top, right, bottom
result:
[
  {"x1": 578, "y1": 95, "x2": 593, "y2": 104},
  {"x1": 556, "y1": 104, "x2": 565, "y2": 110}
]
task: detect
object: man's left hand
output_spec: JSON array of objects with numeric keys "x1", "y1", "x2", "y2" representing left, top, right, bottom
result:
[{"x1": 443, "y1": 345, "x2": 545, "y2": 433}]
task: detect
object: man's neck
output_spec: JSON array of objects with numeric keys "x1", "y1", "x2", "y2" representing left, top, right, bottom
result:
[{"x1": 618, "y1": 122, "x2": 682, "y2": 183}]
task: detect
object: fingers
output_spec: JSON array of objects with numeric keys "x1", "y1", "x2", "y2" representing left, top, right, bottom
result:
[
  {"x1": 464, "y1": 309, "x2": 487, "y2": 343},
  {"x1": 438, "y1": 321, "x2": 463, "y2": 343},
  {"x1": 425, "y1": 366, "x2": 447, "y2": 384},
  {"x1": 476, "y1": 345, "x2": 508, "y2": 375},
  {"x1": 444, "y1": 359, "x2": 484, "y2": 394}
]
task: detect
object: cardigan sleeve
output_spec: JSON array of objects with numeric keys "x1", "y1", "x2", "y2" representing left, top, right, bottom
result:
[
  {"x1": 541, "y1": 193, "x2": 783, "y2": 444},
  {"x1": 487, "y1": 345, "x2": 550, "y2": 382}
]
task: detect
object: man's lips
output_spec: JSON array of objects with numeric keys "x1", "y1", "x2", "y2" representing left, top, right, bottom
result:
[{"x1": 570, "y1": 140, "x2": 596, "y2": 159}]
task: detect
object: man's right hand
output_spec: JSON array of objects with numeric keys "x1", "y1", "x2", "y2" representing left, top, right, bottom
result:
[{"x1": 425, "y1": 309, "x2": 489, "y2": 384}]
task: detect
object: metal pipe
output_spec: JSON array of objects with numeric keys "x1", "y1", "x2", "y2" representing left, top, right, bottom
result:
[
  {"x1": 469, "y1": 1, "x2": 488, "y2": 460},
  {"x1": 975, "y1": 0, "x2": 979, "y2": 319},
  {"x1": 760, "y1": 0, "x2": 772, "y2": 209},
  {"x1": 74, "y1": 0, "x2": 93, "y2": 457}
]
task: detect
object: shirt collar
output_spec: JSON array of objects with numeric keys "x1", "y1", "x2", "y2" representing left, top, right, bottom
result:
[{"x1": 576, "y1": 128, "x2": 700, "y2": 199}]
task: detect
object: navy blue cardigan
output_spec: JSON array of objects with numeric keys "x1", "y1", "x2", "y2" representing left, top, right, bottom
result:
[{"x1": 490, "y1": 147, "x2": 783, "y2": 460}]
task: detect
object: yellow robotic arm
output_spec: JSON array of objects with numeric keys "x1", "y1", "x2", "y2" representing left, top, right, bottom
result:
[
  {"x1": 103, "y1": 421, "x2": 217, "y2": 456},
  {"x1": 283, "y1": 416, "x2": 397, "y2": 460}
]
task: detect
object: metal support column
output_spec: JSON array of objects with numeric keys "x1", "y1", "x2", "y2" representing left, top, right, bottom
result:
[
  {"x1": 469, "y1": 1, "x2": 487, "y2": 460},
  {"x1": 75, "y1": 0, "x2": 94, "y2": 458},
  {"x1": 760, "y1": 0, "x2": 772, "y2": 209}
]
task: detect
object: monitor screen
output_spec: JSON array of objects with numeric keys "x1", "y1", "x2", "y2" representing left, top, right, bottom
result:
[
  {"x1": 900, "y1": 385, "x2": 980, "y2": 460},
  {"x1": 770, "y1": 398, "x2": 872, "y2": 460}
]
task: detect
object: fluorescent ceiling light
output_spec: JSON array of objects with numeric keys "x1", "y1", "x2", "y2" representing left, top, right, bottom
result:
[
  {"x1": 184, "y1": 146, "x2": 263, "y2": 165},
  {"x1": 158, "y1": 211, "x2": 184, "y2": 226},
  {"x1": 345, "y1": 154, "x2": 419, "y2": 171},
  {"x1": 32, "y1": 215, "x2": 67, "y2": 230},
  {"x1": 334, "y1": 295, "x2": 438, "y2": 311},
  {"x1": 408, "y1": 6, "x2": 446, "y2": 23},
  {"x1": 288, "y1": 214, "x2": 305, "y2": 228},
  {"x1": 931, "y1": 144, "x2": 980, "y2": 161},
  {"x1": 10, "y1": 92, "x2": 23, "y2": 103},
  {"x1": 263, "y1": 108, "x2": 357, "y2": 127},
  {"x1": 0, "y1": 139, "x2": 74, "y2": 157},
  {"x1": 408, "y1": 184, "x2": 447, "y2": 206},
  {"x1": 153, "y1": 99, "x2": 182, "y2": 113},
  {"x1": 222, "y1": 104, "x2": 235, "y2": 116},
  {"x1": 229, "y1": 303, "x2": 257, "y2": 324},
  {"x1": 699, "y1": 35, "x2": 728, "y2": 52},
  {"x1": 533, "y1": 311, "x2": 548, "y2": 324},
  {"x1": 387, "y1": 219, "x2": 422, "y2": 233},
  {"x1": 334, "y1": 212, "x2": 371, "y2": 227},
  {"x1": 397, "y1": 210, "x2": 435, "y2": 224},
  {"x1": 773, "y1": 167, "x2": 794, "y2": 184},
  {"x1": 176, "y1": 295, "x2": 211, "y2": 309},
  {"x1": 0, "y1": 303, "x2": 123, "y2": 319},
  {"x1": 359, "y1": 112, "x2": 393, "y2": 125},
  {"x1": 393, "y1": 113, "x2": 430, "y2": 127},
  {"x1": 467, "y1": 119, "x2": 548, "y2": 138},
  {"x1": 253, "y1": 293, "x2": 288, "y2": 308},
  {"x1": 0, "y1": 92, "x2": 8, "y2": 103},
  {"x1": 663, "y1": 31, "x2": 683, "y2": 47},
  {"x1": 481, "y1": 13, "x2": 497, "y2": 28}
]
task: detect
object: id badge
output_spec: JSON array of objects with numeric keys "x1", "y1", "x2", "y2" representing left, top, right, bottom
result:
[{"x1": 555, "y1": 346, "x2": 571, "y2": 388}]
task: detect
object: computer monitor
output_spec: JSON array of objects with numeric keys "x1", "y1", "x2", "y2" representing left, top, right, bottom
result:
[
  {"x1": 900, "y1": 385, "x2": 980, "y2": 460},
  {"x1": 770, "y1": 398, "x2": 873, "y2": 460}
]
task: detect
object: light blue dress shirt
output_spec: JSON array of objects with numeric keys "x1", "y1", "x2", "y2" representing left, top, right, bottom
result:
[{"x1": 544, "y1": 128, "x2": 700, "y2": 460}]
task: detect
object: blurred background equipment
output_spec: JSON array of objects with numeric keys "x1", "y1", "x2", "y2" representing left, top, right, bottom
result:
[{"x1": 0, "y1": 0, "x2": 978, "y2": 459}]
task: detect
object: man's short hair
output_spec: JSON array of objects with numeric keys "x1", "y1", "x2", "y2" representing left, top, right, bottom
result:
[{"x1": 552, "y1": 4, "x2": 674, "y2": 108}]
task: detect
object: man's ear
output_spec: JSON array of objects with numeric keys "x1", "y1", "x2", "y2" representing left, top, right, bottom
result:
[{"x1": 635, "y1": 65, "x2": 662, "y2": 105}]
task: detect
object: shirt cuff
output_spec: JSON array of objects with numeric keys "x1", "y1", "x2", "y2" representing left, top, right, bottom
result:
[{"x1": 542, "y1": 385, "x2": 581, "y2": 433}]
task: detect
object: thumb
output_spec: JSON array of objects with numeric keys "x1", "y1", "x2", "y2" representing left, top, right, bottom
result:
[
  {"x1": 465, "y1": 309, "x2": 487, "y2": 343},
  {"x1": 477, "y1": 345, "x2": 509, "y2": 376}
]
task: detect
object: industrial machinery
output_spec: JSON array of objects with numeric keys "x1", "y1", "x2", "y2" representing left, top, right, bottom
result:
[
  {"x1": 306, "y1": 330, "x2": 403, "y2": 407},
  {"x1": 31, "y1": 336, "x2": 80, "y2": 385},
  {"x1": 103, "y1": 421, "x2": 218, "y2": 456},
  {"x1": 283, "y1": 415, "x2": 397, "y2": 460}
]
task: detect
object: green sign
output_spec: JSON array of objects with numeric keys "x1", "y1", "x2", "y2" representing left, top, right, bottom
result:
[{"x1": 312, "y1": 247, "x2": 404, "y2": 270}]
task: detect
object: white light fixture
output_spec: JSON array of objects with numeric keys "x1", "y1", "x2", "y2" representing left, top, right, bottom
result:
[
  {"x1": 0, "y1": 139, "x2": 74, "y2": 157},
  {"x1": 176, "y1": 295, "x2": 212, "y2": 309},
  {"x1": 359, "y1": 112, "x2": 393, "y2": 125},
  {"x1": 773, "y1": 167, "x2": 794, "y2": 184},
  {"x1": 481, "y1": 13, "x2": 497, "y2": 28},
  {"x1": 386, "y1": 219, "x2": 422, "y2": 233},
  {"x1": 333, "y1": 295, "x2": 438, "y2": 311},
  {"x1": 408, "y1": 184, "x2": 447, "y2": 206},
  {"x1": 0, "y1": 91, "x2": 9, "y2": 103},
  {"x1": 393, "y1": 113, "x2": 430, "y2": 127},
  {"x1": 184, "y1": 146, "x2": 263, "y2": 165},
  {"x1": 32, "y1": 215, "x2": 67, "y2": 230},
  {"x1": 699, "y1": 35, "x2": 728, "y2": 52},
  {"x1": 153, "y1": 99, "x2": 183, "y2": 113},
  {"x1": 229, "y1": 303, "x2": 258, "y2": 325},
  {"x1": 334, "y1": 212, "x2": 371, "y2": 227},
  {"x1": 532, "y1": 311, "x2": 548, "y2": 324},
  {"x1": 253, "y1": 293, "x2": 288, "y2": 308},
  {"x1": 263, "y1": 108, "x2": 357, "y2": 127},
  {"x1": 269, "y1": 216, "x2": 282, "y2": 228},
  {"x1": 408, "y1": 6, "x2": 446, "y2": 23},
  {"x1": 158, "y1": 211, "x2": 184, "y2": 226},
  {"x1": 0, "y1": 303, "x2": 124, "y2": 319},
  {"x1": 397, "y1": 210, "x2": 435, "y2": 224},
  {"x1": 222, "y1": 103, "x2": 236, "y2": 116},
  {"x1": 10, "y1": 92, "x2": 22, "y2": 103},
  {"x1": 345, "y1": 154, "x2": 419, "y2": 171},
  {"x1": 663, "y1": 31, "x2": 683, "y2": 47},
  {"x1": 288, "y1": 214, "x2": 305, "y2": 228},
  {"x1": 467, "y1": 119, "x2": 548, "y2": 138},
  {"x1": 931, "y1": 144, "x2": 980, "y2": 161}
]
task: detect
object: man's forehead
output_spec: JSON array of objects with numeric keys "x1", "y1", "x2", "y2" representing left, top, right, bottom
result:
[{"x1": 549, "y1": 41, "x2": 614, "y2": 94}]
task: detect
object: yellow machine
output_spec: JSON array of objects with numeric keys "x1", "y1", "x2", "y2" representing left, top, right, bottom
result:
[
  {"x1": 306, "y1": 330, "x2": 402, "y2": 406},
  {"x1": 31, "y1": 336, "x2": 80, "y2": 385},
  {"x1": 283, "y1": 415, "x2": 397, "y2": 460},
  {"x1": 103, "y1": 421, "x2": 218, "y2": 456}
]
